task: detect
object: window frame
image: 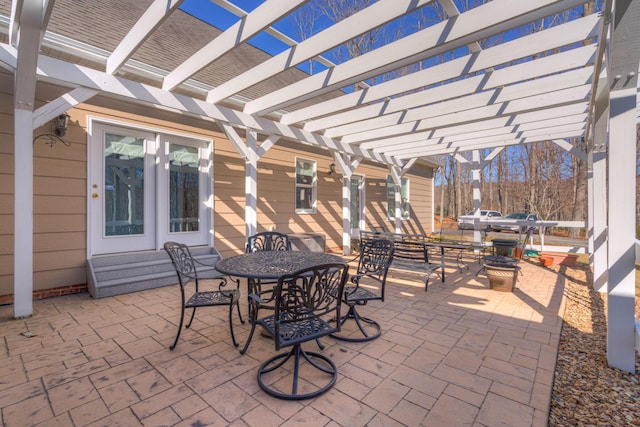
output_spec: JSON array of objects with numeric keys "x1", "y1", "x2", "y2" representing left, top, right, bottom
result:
[{"x1": 294, "y1": 157, "x2": 317, "y2": 214}]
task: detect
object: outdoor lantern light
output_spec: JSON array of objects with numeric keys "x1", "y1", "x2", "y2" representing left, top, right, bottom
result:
[
  {"x1": 328, "y1": 163, "x2": 336, "y2": 175},
  {"x1": 33, "y1": 113, "x2": 71, "y2": 147},
  {"x1": 53, "y1": 113, "x2": 70, "y2": 137}
]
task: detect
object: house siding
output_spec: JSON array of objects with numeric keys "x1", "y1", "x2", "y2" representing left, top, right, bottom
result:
[{"x1": 0, "y1": 74, "x2": 434, "y2": 300}]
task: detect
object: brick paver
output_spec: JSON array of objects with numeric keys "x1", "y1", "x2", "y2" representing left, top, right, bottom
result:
[{"x1": 0, "y1": 258, "x2": 566, "y2": 426}]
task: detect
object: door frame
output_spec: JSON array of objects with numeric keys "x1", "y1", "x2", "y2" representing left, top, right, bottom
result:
[{"x1": 87, "y1": 117, "x2": 214, "y2": 257}]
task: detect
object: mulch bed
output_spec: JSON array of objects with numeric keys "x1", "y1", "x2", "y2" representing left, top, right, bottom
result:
[{"x1": 548, "y1": 263, "x2": 640, "y2": 426}]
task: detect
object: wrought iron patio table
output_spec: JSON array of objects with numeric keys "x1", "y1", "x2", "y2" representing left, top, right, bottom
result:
[
  {"x1": 216, "y1": 250, "x2": 347, "y2": 353},
  {"x1": 424, "y1": 241, "x2": 486, "y2": 278}
]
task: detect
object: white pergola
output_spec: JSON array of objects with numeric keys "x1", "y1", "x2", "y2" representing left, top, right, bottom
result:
[{"x1": 2, "y1": 0, "x2": 639, "y2": 371}]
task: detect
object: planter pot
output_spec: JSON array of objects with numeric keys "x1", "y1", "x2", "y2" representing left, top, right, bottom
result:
[
  {"x1": 539, "y1": 256, "x2": 553, "y2": 267},
  {"x1": 484, "y1": 263, "x2": 521, "y2": 292},
  {"x1": 539, "y1": 251, "x2": 578, "y2": 266}
]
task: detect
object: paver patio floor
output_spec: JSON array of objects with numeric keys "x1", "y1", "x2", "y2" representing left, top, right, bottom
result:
[{"x1": 0, "y1": 255, "x2": 565, "y2": 426}]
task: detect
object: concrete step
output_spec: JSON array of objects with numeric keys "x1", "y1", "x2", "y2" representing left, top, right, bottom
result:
[{"x1": 87, "y1": 246, "x2": 222, "y2": 299}]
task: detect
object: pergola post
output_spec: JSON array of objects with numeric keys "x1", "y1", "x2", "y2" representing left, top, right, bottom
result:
[
  {"x1": 219, "y1": 123, "x2": 279, "y2": 243},
  {"x1": 14, "y1": 109, "x2": 34, "y2": 318},
  {"x1": 342, "y1": 175, "x2": 351, "y2": 254},
  {"x1": 606, "y1": 0, "x2": 639, "y2": 372},
  {"x1": 389, "y1": 166, "x2": 403, "y2": 233},
  {"x1": 470, "y1": 150, "x2": 483, "y2": 244},
  {"x1": 590, "y1": 69, "x2": 610, "y2": 292},
  {"x1": 245, "y1": 130, "x2": 258, "y2": 239}
]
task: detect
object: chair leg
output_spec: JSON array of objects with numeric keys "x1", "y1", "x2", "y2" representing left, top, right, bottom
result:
[
  {"x1": 257, "y1": 344, "x2": 337, "y2": 400},
  {"x1": 240, "y1": 302, "x2": 260, "y2": 355},
  {"x1": 330, "y1": 304, "x2": 381, "y2": 342},
  {"x1": 228, "y1": 303, "x2": 239, "y2": 347},
  {"x1": 185, "y1": 306, "x2": 197, "y2": 329},
  {"x1": 170, "y1": 304, "x2": 186, "y2": 351}
]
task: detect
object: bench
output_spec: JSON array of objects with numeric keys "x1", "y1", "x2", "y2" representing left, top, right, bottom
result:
[{"x1": 360, "y1": 231, "x2": 444, "y2": 291}]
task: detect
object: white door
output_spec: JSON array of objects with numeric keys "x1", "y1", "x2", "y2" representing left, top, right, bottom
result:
[
  {"x1": 89, "y1": 122, "x2": 211, "y2": 255},
  {"x1": 350, "y1": 176, "x2": 365, "y2": 237},
  {"x1": 156, "y1": 133, "x2": 211, "y2": 247}
]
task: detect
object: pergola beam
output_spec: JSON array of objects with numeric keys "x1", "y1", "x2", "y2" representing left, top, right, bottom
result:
[
  {"x1": 360, "y1": 113, "x2": 588, "y2": 151},
  {"x1": 206, "y1": 0, "x2": 436, "y2": 104},
  {"x1": 283, "y1": 14, "x2": 598, "y2": 126},
  {"x1": 303, "y1": 28, "x2": 597, "y2": 132},
  {"x1": 244, "y1": 0, "x2": 590, "y2": 116},
  {"x1": 0, "y1": 43, "x2": 402, "y2": 168},
  {"x1": 327, "y1": 77, "x2": 592, "y2": 141},
  {"x1": 106, "y1": 0, "x2": 183, "y2": 75},
  {"x1": 163, "y1": 0, "x2": 308, "y2": 91}
]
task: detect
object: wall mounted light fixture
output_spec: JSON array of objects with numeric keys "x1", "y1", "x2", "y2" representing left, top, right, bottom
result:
[
  {"x1": 33, "y1": 113, "x2": 71, "y2": 147},
  {"x1": 328, "y1": 162, "x2": 336, "y2": 175}
]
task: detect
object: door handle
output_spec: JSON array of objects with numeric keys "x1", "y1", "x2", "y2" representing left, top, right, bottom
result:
[{"x1": 92, "y1": 193, "x2": 99, "y2": 198}]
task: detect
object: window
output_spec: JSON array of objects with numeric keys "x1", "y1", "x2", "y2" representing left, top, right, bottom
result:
[
  {"x1": 387, "y1": 176, "x2": 410, "y2": 219},
  {"x1": 295, "y1": 158, "x2": 316, "y2": 213}
]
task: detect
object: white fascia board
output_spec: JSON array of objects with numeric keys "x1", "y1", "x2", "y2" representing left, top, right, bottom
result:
[
  {"x1": 338, "y1": 84, "x2": 591, "y2": 144},
  {"x1": 244, "y1": 0, "x2": 590, "y2": 116},
  {"x1": 371, "y1": 121, "x2": 586, "y2": 155},
  {"x1": 283, "y1": 13, "x2": 600, "y2": 125},
  {"x1": 0, "y1": 43, "x2": 401, "y2": 167},
  {"x1": 360, "y1": 112, "x2": 588, "y2": 151},
  {"x1": 308, "y1": 45, "x2": 596, "y2": 133},
  {"x1": 206, "y1": 0, "x2": 435, "y2": 104},
  {"x1": 391, "y1": 129, "x2": 585, "y2": 158},
  {"x1": 163, "y1": 0, "x2": 307, "y2": 91},
  {"x1": 106, "y1": 0, "x2": 183, "y2": 75}
]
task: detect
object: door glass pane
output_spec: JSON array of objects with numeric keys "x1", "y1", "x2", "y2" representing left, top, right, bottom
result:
[
  {"x1": 104, "y1": 133, "x2": 145, "y2": 236},
  {"x1": 350, "y1": 179, "x2": 360, "y2": 226},
  {"x1": 169, "y1": 144, "x2": 200, "y2": 232}
]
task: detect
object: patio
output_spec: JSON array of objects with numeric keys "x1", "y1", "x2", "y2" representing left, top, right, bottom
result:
[{"x1": 0, "y1": 256, "x2": 565, "y2": 427}]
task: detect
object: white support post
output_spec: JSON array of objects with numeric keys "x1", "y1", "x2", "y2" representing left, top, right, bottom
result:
[
  {"x1": 14, "y1": 109, "x2": 34, "y2": 318},
  {"x1": 342, "y1": 175, "x2": 351, "y2": 255},
  {"x1": 590, "y1": 70, "x2": 609, "y2": 292},
  {"x1": 245, "y1": 130, "x2": 258, "y2": 239},
  {"x1": 390, "y1": 166, "x2": 402, "y2": 233},
  {"x1": 333, "y1": 153, "x2": 354, "y2": 255},
  {"x1": 471, "y1": 150, "x2": 483, "y2": 245},
  {"x1": 606, "y1": 0, "x2": 639, "y2": 373}
]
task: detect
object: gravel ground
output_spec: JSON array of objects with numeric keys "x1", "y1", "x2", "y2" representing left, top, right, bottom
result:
[{"x1": 548, "y1": 263, "x2": 640, "y2": 426}]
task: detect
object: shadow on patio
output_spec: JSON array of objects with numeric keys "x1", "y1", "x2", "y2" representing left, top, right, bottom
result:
[{"x1": 0, "y1": 256, "x2": 565, "y2": 427}]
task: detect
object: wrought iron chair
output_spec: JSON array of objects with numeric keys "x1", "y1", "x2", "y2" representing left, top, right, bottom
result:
[
  {"x1": 239, "y1": 231, "x2": 294, "y2": 354},
  {"x1": 253, "y1": 262, "x2": 348, "y2": 400},
  {"x1": 246, "y1": 231, "x2": 292, "y2": 253},
  {"x1": 163, "y1": 242, "x2": 243, "y2": 350},
  {"x1": 331, "y1": 238, "x2": 395, "y2": 342}
]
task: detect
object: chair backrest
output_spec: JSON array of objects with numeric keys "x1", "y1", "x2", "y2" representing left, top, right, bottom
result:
[
  {"x1": 246, "y1": 231, "x2": 292, "y2": 253},
  {"x1": 357, "y1": 238, "x2": 395, "y2": 285},
  {"x1": 272, "y1": 263, "x2": 349, "y2": 349},
  {"x1": 164, "y1": 241, "x2": 197, "y2": 287}
]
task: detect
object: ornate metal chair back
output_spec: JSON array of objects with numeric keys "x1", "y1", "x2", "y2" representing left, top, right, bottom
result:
[
  {"x1": 272, "y1": 263, "x2": 348, "y2": 350},
  {"x1": 246, "y1": 231, "x2": 292, "y2": 253}
]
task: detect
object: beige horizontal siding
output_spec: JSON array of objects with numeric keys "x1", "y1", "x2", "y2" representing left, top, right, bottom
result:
[{"x1": 1, "y1": 78, "x2": 434, "y2": 297}]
